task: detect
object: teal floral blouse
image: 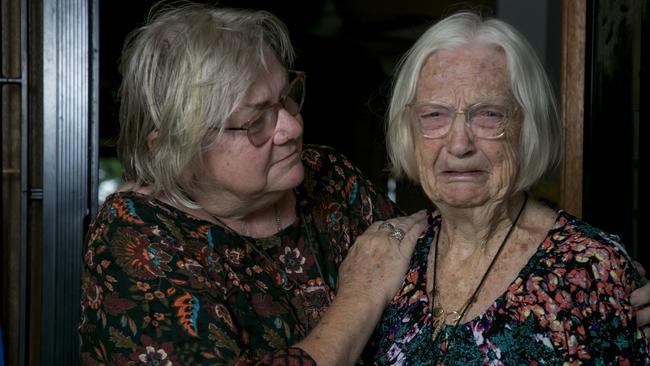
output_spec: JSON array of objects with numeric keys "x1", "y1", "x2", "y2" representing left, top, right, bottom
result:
[
  {"x1": 79, "y1": 145, "x2": 399, "y2": 365},
  {"x1": 365, "y1": 211, "x2": 650, "y2": 365}
]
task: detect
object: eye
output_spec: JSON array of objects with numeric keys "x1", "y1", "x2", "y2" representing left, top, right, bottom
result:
[
  {"x1": 470, "y1": 106, "x2": 507, "y2": 127},
  {"x1": 246, "y1": 114, "x2": 267, "y2": 134},
  {"x1": 415, "y1": 105, "x2": 452, "y2": 130}
]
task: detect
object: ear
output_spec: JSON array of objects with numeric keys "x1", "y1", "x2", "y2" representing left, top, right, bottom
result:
[{"x1": 146, "y1": 130, "x2": 159, "y2": 151}]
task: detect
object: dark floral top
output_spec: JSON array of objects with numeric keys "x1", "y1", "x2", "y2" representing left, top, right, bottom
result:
[
  {"x1": 79, "y1": 145, "x2": 399, "y2": 366},
  {"x1": 365, "y1": 211, "x2": 650, "y2": 365}
]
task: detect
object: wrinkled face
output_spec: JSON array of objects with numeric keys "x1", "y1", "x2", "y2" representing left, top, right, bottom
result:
[
  {"x1": 414, "y1": 44, "x2": 521, "y2": 208},
  {"x1": 201, "y1": 56, "x2": 305, "y2": 200}
]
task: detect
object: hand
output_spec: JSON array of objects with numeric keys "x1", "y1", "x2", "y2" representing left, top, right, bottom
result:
[
  {"x1": 631, "y1": 261, "x2": 650, "y2": 339},
  {"x1": 337, "y1": 210, "x2": 428, "y2": 306}
]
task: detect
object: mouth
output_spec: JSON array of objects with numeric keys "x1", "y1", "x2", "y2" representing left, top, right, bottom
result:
[
  {"x1": 274, "y1": 150, "x2": 299, "y2": 165},
  {"x1": 440, "y1": 170, "x2": 487, "y2": 180}
]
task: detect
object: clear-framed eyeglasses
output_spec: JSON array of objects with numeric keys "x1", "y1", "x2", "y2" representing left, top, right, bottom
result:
[
  {"x1": 225, "y1": 70, "x2": 306, "y2": 147},
  {"x1": 406, "y1": 101, "x2": 516, "y2": 140}
]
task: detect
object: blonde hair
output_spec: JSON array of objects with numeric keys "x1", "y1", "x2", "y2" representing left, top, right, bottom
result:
[
  {"x1": 117, "y1": 1, "x2": 294, "y2": 207},
  {"x1": 386, "y1": 11, "x2": 562, "y2": 192}
]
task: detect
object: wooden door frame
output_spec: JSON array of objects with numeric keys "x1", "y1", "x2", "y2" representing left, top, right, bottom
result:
[{"x1": 559, "y1": 0, "x2": 585, "y2": 216}]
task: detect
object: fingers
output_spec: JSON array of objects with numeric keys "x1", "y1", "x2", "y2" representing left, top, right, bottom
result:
[
  {"x1": 633, "y1": 260, "x2": 647, "y2": 280},
  {"x1": 394, "y1": 211, "x2": 428, "y2": 257},
  {"x1": 338, "y1": 211, "x2": 428, "y2": 304},
  {"x1": 631, "y1": 279, "x2": 650, "y2": 308},
  {"x1": 631, "y1": 279, "x2": 650, "y2": 337},
  {"x1": 372, "y1": 211, "x2": 427, "y2": 256},
  {"x1": 637, "y1": 306, "x2": 650, "y2": 334}
]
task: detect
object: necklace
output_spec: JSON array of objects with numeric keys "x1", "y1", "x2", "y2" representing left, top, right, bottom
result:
[
  {"x1": 430, "y1": 192, "x2": 528, "y2": 343},
  {"x1": 274, "y1": 204, "x2": 282, "y2": 232},
  {"x1": 207, "y1": 201, "x2": 332, "y2": 331}
]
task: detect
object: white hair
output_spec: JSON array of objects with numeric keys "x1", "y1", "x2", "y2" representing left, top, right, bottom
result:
[{"x1": 386, "y1": 11, "x2": 562, "y2": 192}]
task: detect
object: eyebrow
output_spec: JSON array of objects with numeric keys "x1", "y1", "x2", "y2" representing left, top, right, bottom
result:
[
  {"x1": 241, "y1": 100, "x2": 274, "y2": 110},
  {"x1": 416, "y1": 96, "x2": 513, "y2": 106},
  {"x1": 240, "y1": 73, "x2": 291, "y2": 110}
]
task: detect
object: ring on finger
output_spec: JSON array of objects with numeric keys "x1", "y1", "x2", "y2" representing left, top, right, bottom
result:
[
  {"x1": 379, "y1": 222, "x2": 395, "y2": 231},
  {"x1": 389, "y1": 227, "x2": 406, "y2": 241}
]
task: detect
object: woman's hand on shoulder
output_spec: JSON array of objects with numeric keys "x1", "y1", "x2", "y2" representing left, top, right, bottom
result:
[
  {"x1": 337, "y1": 210, "x2": 428, "y2": 306},
  {"x1": 631, "y1": 261, "x2": 650, "y2": 338}
]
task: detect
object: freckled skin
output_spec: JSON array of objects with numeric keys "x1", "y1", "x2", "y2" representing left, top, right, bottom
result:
[{"x1": 414, "y1": 45, "x2": 521, "y2": 209}]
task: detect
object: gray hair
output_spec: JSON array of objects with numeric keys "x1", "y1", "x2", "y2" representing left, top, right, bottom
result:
[
  {"x1": 386, "y1": 11, "x2": 562, "y2": 192},
  {"x1": 117, "y1": 1, "x2": 295, "y2": 207}
]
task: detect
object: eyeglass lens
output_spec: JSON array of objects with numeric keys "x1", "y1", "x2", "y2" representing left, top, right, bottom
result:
[
  {"x1": 414, "y1": 103, "x2": 507, "y2": 139},
  {"x1": 248, "y1": 74, "x2": 305, "y2": 146}
]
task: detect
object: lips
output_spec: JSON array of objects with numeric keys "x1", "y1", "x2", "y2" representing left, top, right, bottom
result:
[
  {"x1": 439, "y1": 169, "x2": 487, "y2": 180},
  {"x1": 442, "y1": 169, "x2": 485, "y2": 175},
  {"x1": 274, "y1": 150, "x2": 298, "y2": 165}
]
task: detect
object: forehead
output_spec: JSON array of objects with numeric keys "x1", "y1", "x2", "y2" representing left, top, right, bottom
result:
[
  {"x1": 241, "y1": 56, "x2": 287, "y2": 105},
  {"x1": 416, "y1": 44, "x2": 511, "y2": 102}
]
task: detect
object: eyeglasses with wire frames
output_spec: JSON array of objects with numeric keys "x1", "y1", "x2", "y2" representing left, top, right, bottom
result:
[
  {"x1": 224, "y1": 70, "x2": 305, "y2": 147},
  {"x1": 406, "y1": 100, "x2": 516, "y2": 140}
]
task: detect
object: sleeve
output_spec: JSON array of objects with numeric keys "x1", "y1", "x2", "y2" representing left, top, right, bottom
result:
[
  {"x1": 79, "y1": 205, "x2": 317, "y2": 366},
  {"x1": 577, "y1": 241, "x2": 650, "y2": 364}
]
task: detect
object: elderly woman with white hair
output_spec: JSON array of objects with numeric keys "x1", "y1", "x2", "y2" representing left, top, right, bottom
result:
[{"x1": 365, "y1": 11, "x2": 650, "y2": 365}]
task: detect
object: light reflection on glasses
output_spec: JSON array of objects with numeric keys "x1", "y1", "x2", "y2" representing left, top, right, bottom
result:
[
  {"x1": 406, "y1": 101, "x2": 515, "y2": 139},
  {"x1": 224, "y1": 70, "x2": 305, "y2": 147}
]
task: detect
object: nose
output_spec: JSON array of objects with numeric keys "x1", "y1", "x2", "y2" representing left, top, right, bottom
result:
[
  {"x1": 445, "y1": 112, "x2": 475, "y2": 157},
  {"x1": 272, "y1": 107, "x2": 303, "y2": 145}
]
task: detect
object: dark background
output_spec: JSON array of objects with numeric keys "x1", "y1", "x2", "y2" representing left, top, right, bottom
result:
[
  {"x1": 99, "y1": 0, "x2": 499, "y2": 213},
  {"x1": 99, "y1": 1, "x2": 648, "y2": 271}
]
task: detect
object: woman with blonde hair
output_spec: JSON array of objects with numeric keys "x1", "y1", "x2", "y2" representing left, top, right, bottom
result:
[{"x1": 80, "y1": 3, "x2": 425, "y2": 365}]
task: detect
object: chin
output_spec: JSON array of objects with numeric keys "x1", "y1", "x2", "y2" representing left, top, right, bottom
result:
[
  {"x1": 431, "y1": 188, "x2": 491, "y2": 208},
  {"x1": 273, "y1": 162, "x2": 305, "y2": 192}
]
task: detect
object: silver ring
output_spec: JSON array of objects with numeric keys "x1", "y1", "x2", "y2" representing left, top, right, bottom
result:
[
  {"x1": 389, "y1": 227, "x2": 406, "y2": 241},
  {"x1": 379, "y1": 222, "x2": 395, "y2": 231}
]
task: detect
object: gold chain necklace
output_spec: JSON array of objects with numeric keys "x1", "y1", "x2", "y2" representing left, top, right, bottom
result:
[{"x1": 430, "y1": 193, "x2": 528, "y2": 343}]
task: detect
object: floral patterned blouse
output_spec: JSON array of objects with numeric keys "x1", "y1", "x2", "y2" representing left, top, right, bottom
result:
[
  {"x1": 79, "y1": 145, "x2": 399, "y2": 366},
  {"x1": 365, "y1": 211, "x2": 650, "y2": 365}
]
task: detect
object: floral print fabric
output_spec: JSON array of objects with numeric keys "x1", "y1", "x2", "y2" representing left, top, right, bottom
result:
[
  {"x1": 366, "y1": 211, "x2": 649, "y2": 365},
  {"x1": 79, "y1": 145, "x2": 399, "y2": 365}
]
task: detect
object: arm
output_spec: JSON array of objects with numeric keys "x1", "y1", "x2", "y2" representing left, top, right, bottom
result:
[
  {"x1": 580, "y1": 246, "x2": 650, "y2": 363},
  {"x1": 80, "y1": 192, "x2": 426, "y2": 366},
  {"x1": 631, "y1": 261, "x2": 650, "y2": 338},
  {"x1": 79, "y1": 212, "x2": 426, "y2": 366},
  {"x1": 294, "y1": 211, "x2": 427, "y2": 365}
]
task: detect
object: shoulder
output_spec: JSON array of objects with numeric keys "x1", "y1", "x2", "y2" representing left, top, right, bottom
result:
[
  {"x1": 297, "y1": 145, "x2": 399, "y2": 238},
  {"x1": 545, "y1": 211, "x2": 640, "y2": 288},
  {"x1": 299, "y1": 144, "x2": 395, "y2": 212},
  {"x1": 300, "y1": 144, "x2": 371, "y2": 199},
  {"x1": 301, "y1": 144, "x2": 362, "y2": 178},
  {"x1": 85, "y1": 192, "x2": 209, "y2": 271},
  {"x1": 92, "y1": 191, "x2": 195, "y2": 228},
  {"x1": 551, "y1": 211, "x2": 630, "y2": 260}
]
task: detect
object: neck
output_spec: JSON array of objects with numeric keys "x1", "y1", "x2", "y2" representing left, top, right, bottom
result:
[
  {"x1": 122, "y1": 182, "x2": 297, "y2": 238},
  {"x1": 435, "y1": 192, "x2": 527, "y2": 259},
  {"x1": 208, "y1": 191, "x2": 296, "y2": 238}
]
